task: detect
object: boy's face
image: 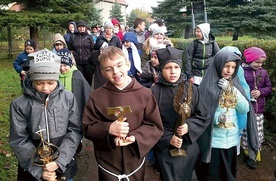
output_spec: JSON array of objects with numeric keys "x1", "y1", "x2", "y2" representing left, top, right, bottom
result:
[
  {"x1": 249, "y1": 58, "x2": 265, "y2": 70},
  {"x1": 101, "y1": 56, "x2": 130, "y2": 88},
  {"x1": 25, "y1": 45, "x2": 35, "y2": 54},
  {"x1": 150, "y1": 52, "x2": 159, "y2": 67},
  {"x1": 60, "y1": 64, "x2": 71, "y2": 74},
  {"x1": 138, "y1": 22, "x2": 146, "y2": 31},
  {"x1": 195, "y1": 28, "x2": 203, "y2": 40},
  {"x1": 77, "y1": 25, "x2": 86, "y2": 33},
  {"x1": 162, "y1": 62, "x2": 181, "y2": 83},
  {"x1": 221, "y1": 61, "x2": 236, "y2": 79},
  {"x1": 32, "y1": 80, "x2": 57, "y2": 95},
  {"x1": 54, "y1": 43, "x2": 64, "y2": 51},
  {"x1": 123, "y1": 41, "x2": 131, "y2": 48}
]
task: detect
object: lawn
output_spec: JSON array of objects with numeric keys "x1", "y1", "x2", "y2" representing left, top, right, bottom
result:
[{"x1": 0, "y1": 58, "x2": 21, "y2": 180}]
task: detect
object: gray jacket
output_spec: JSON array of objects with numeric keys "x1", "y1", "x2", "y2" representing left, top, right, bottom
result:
[{"x1": 9, "y1": 77, "x2": 82, "y2": 180}]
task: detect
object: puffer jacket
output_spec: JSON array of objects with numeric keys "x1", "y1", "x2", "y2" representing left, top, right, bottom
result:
[
  {"x1": 243, "y1": 66, "x2": 272, "y2": 113},
  {"x1": 9, "y1": 77, "x2": 82, "y2": 180}
]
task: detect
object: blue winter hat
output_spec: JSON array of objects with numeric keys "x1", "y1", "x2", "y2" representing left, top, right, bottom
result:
[
  {"x1": 56, "y1": 48, "x2": 73, "y2": 67},
  {"x1": 122, "y1": 32, "x2": 138, "y2": 45}
]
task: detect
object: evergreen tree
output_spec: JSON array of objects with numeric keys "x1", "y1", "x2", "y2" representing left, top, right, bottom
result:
[
  {"x1": 109, "y1": 0, "x2": 124, "y2": 23},
  {"x1": 0, "y1": 0, "x2": 98, "y2": 41},
  {"x1": 126, "y1": 8, "x2": 150, "y2": 28},
  {"x1": 86, "y1": 0, "x2": 102, "y2": 27}
]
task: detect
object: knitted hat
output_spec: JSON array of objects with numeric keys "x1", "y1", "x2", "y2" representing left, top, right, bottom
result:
[
  {"x1": 156, "y1": 47, "x2": 183, "y2": 71},
  {"x1": 25, "y1": 39, "x2": 37, "y2": 50},
  {"x1": 111, "y1": 18, "x2": 120, "y2": 26},
  {"x1": 244, "y1": 47, "x2": 266, "y2": 63},
  {"x1": 56, "y1": 48, "x2": 73, "y2": 67},
  {"x1": 104, "y1": 20, "x2": 114, "y2": 28},
  {"x1": 152, "y1": 27, "x2": 165, "y2": 36},
  {"x1": 77, "y1": 20, "x2": 87, "y2": 27},
  {"x1": 28, "y1": 48, "x2": 61, "y2": 81}
]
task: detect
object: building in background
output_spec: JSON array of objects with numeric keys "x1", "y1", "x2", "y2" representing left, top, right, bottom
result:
[{"x1": 95, "y1": 0, "x2": 128, "y2": 26}]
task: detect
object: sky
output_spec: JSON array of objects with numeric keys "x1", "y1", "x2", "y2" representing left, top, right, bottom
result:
[{"x1": 125, "y1": 0, "x2": 161, "y2": 13}]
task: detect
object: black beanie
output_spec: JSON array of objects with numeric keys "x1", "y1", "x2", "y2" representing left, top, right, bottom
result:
[
  {"x1": 56, "y1": 48, "x2": 73, "y2": 67},
  {"x1": 156, "y1": 47, "x2": 183, "y2": 71},
  {"x1": 77, "y1": 20, "x2": 87, "y2": 27},
  {"x1": 25, "y1": 39, "x2": 37, "y2": 50}
]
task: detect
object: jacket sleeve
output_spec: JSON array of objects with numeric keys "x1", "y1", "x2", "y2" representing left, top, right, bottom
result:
[
  {"x1": 13, "y1": 53, "x2": 24, "y2": 73},
  {"x1": 55, "y1": 94, "x2": 82, "y2": 172},
  {"x1": 9, "y1": 101, "x2": 43, "y2": 180},
  {"x1": 259, "y1": 70, "x2": 272, "y2": 97},
  {"x1": 213, "y1": 41, "x2": 220, "y2": 55},
  {"x1": 185, "y1": 41, "x2": 195, "y2": 79}
]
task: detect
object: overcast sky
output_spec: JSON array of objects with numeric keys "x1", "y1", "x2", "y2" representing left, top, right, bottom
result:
[{"x1": 125, "y1": 0, "x2": 162, "y2": 13}]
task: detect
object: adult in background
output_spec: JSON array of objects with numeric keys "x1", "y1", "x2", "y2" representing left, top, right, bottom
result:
[
  {"x1": 94, "y1": 20, "x2": 121, "y2": 50},
  {"x1": 68, "y1": 20, "x2": 94, "y2": 86}
]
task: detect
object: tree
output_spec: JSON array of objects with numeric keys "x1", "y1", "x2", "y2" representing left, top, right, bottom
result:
[
  {"x1": 126, "y1": 8, "x2": 150, "y2": 28},
  {"x1": 205, "y1": 0, "x2": 276, "y2": 37},
  {"x1": 0, "y1": 0, "x2": 99, "y2": 41},
  {"x1": 152, "y1": 0, "x2": 188, "y2": 37},
  {"x1": 109, "y1": 0, "x2": 124, "y2": 23},
  {"x1": 86, "y1": 0, "x2": 102, "y2": 27}
]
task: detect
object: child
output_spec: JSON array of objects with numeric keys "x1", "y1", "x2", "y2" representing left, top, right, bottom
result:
[
  {"x1": 241, "y1": 47, "x2": 272, "y2": 169},
  {"x1": 122, "y1": 32, "x2": 142, "y2": 80},
  {"x1": 151, "y1": 47, "x2": 210, "y2": 181},
  {"x1": 82, "y1": 46, "x2": 163, "y2": 181},
  {"x1": 185, "y1": 23, "x2": 220, "y2": 85},
  {"x1": 139, "y1": 46, "x2": 161, "y2": 88},
  {"x1": 13, "y1": 39, "x2": 36, "y2": 88},
  {"x1": 9, "y1": 48, "x2": 82, "y2": 181},
  {"x1": 198, "y1": 49, "x2": 250, "y2": 180}
]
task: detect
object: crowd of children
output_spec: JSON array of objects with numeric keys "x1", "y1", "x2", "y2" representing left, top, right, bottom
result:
[{"x1": 11, "y1": 18, "x2": 273, "y2": 181}]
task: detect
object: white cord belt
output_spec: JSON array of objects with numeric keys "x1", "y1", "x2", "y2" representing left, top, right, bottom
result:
[{"x1": 98, "y1": 157, "x2": 145, "y2": 181}]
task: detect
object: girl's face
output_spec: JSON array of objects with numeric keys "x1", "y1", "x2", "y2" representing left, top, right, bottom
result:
[
  {"x1": 105, "y1": 27, "x2": 113, "y2": 35},
  {"x1": 221, "y1": 61, "x2": 236, "y2": 79},
  {"x1": 195, "y1": 28, "x2": 203, "y2": 40},
  {"x1": 153, "y1": 33, "x2": 164, "y2": 43},
  {"x1": 69, "y1": 24, "x2": 75, "y2": 33},
  {"x1": 32, "y1": 80, "x2": 57, "y2": 95},
  {"x1": 54, "y1": 43, "x2": 64, "y2": 51},
  {"x1": 123, "y1": 41, "x2": 131, "y2": 48},
  {"x1": 150, "y1": 52, "x2": 159, "y2": 67},
  {"x1": 162, "y1": 62, "x2": 181, "y2": 83},
  {"x1": 249, "y1": 58, "x2": 265, "y2": 70},
  {"x1": 60, "y1": 64, "x2": 71, "y2": 74},
  {"x1": 101, "y1": 56, "x2": 130, "y2": 89},
  {"x1": 25, "y1": 45, "x2": 35, "y2": 54}
]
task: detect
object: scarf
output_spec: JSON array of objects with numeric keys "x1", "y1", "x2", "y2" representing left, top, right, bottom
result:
[
  {"x1": 122, "y1": 42, "x2": 142, "y2": 73},
  {"x1": 59, "y1": 65, "x2": 78, "y2": 92}
]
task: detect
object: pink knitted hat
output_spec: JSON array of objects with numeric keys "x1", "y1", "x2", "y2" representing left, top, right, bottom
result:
[{"x1": 243, "y1": 47, "x2": 266, "y2": 63}]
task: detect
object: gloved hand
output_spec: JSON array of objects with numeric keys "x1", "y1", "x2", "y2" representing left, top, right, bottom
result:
[{"x1": 218, "y1": 78, "x2": 229, "y2": 90}]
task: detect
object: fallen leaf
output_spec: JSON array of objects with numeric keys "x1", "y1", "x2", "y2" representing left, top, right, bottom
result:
[{"x1": 3, "y1": 163, "x2": 12, "y2": 170}]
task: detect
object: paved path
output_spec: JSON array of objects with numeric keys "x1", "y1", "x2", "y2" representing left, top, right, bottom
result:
[{"x1": 75, "y1": 139, "x2": 276, "y2": 181}]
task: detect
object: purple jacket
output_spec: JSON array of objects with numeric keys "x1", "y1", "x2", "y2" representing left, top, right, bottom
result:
[{"x1": 243, "y1": 66, "x2": 272, "y2": 113}]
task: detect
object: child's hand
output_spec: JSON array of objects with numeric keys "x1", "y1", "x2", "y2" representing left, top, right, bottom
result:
[
  {"x1": 114, "y1": 135, "x2": 135, "y2": 146},
  {"x1": 43, "y1": 161, "x2": 59, "y2": 172},
  {"x1": 170, "y1": 135, "x2": 183, "y2": 148},
  {"x1": 109, "y1": 118, "x2": 129, "y2": 137},
  {"x1": 251, "y1": 89, "x2": 261, "y2": 99},
  {"x1": 176, "y1": 123, "x2": 188, "y2": 136},
  {"x1": 20, "y1": 70, "x2": 26, "y2": 75},
  {"x1": 42, "y1": 170, "x2": 56, "y2": 181}
]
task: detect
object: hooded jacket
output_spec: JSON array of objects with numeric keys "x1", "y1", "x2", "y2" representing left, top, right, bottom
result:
[
  {"x1": 64, "y1": 21, "x2": 77, "y2": 45},
  {"x1": 9, "y1": 77, "x2": 82, "y2": 180},
  {"x1": 185, "y1": 23, "x2": 220, "y2": 79}
]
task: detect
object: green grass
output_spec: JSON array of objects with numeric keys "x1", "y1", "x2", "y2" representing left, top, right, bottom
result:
[{"x1": 0, "y1": 58, "x2": 22, "y2": 180}]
